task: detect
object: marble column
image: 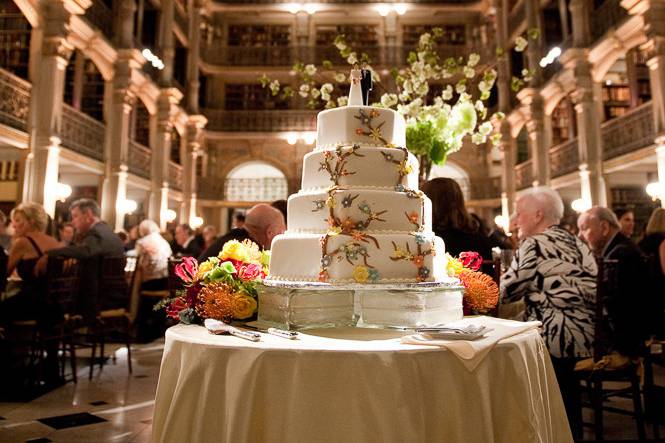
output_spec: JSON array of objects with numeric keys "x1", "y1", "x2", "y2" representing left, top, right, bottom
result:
[
  {"x1": 101, "y1": 50, "x2": 144, "y2": 231},
  {"x1": 562, "y1": 49, "x2": 607, "y2": 206},
  {"x1": 524, "y1": 0, "x2": 543, "y2": 86},
  {"x1": 182, "y1": 115, "x2": 207, "y2": 225},
  {"x1": 656, "y1": 144, "x2": 665, "y2": 207},
  {"x1": 115, "y1": 0, "x2": 136, "y2": 48},
  {"x1": 186, "y1": 0, "x2": 203, "y2": 113},
  {"x1": 72, "y1": 50, "x2": 85, "y2": 110},
  {"x1": 518, "y1": 88, "x2": 549, "y2": 186},
  {"x1": 24, "y1": 1, "x2": 75, "y2": 216},
  {"x1": 568, "y1": 0, "x2": 592, "y2": 47},
  {"x1": 159, "y1": 0, "x2": 175, "y2": 86},
  {"x1": 499, "y1": 120, "x2": 516, "y2": 217},
  {"x1": 149, "y1": 88, "x2": 182, "y2": 229}
]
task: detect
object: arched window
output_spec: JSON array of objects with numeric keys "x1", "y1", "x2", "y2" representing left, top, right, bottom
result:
[{"x1": 224, "y1": 161, "x2": 288, "y2": 202}]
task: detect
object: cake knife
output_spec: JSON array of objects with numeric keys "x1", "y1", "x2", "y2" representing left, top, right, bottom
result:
[{"x1": 204, "y1": 319, "x2": 261, "y2": 342}]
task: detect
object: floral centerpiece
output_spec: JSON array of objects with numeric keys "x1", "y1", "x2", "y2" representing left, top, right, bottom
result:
[
  {"x1": 261, "y1": 28, "x2": 537, "y2": 183},
  {"x1": 446, "y1": 251, "x2": 499, "y2": 314},
  {"x1": 157, "y1": 240, "x2": 270, "y2": 324}
]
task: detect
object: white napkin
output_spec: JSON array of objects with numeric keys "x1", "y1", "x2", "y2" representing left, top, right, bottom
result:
[{"x1": 401, "y1": 316, "x2": 541, "y2": 371}]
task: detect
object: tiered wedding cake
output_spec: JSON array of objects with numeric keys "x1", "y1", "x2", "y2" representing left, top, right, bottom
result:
[{"x1": 261, "y1": 68, "x2": 463, "y2": 329}]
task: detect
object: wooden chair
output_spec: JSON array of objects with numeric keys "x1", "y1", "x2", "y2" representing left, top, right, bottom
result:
[
  {"x1": 88, "y1": 255, "x2": 135, "y2": 380},
  {"x1": 575, "y1": 258, "x2": 647, "y2": 441}
]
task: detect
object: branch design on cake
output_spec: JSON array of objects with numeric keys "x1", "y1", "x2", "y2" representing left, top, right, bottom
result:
[
  {"x1": 318, "y1": 235, "x2": 378, "y2": 283},
  {"x1": 390, "y1": 240, "x2": 435, "y2": 282},
  {"x1": 354, "y1": 108, "x2": 391, "y2": 146},
  {"x1": 381, "y1": 147, "x2": 413, "y2": 187},
  {"x1": 318, "y1": 143, "x2": 365, "y2": 185}
]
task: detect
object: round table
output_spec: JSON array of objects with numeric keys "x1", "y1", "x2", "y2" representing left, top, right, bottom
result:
[{"x1": 152, "y1": 324, "x2": 572, "y2": 443}]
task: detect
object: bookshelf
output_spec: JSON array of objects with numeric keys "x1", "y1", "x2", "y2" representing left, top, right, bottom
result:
[
  {"x1": 0, "y1": 1, "x2": 31, "y2": 80},
  {"x1": 132, "y1": 102, "x2": 151, "y2": 148},
  {"x1": 315, "y1": 25, "x2": 378, "y2": 47},
  {"x1": 225, "y1": 83, "x2": 289, "y2": 111},
  {"x1": 64, "y1": 52, "x2": 105, "y2": 122},
  {"x1": 551, "y1": 98, "x2": 575, "y2": 146},
  {"x1": 402, "y1": 25, "x2": 466, "y2": 46},
  {"x1": 227, "y1": 25, "x2": 290, "y2": 47},
  {"x1": 602, "y1": 84, "x2": 630, "y2": 120}
]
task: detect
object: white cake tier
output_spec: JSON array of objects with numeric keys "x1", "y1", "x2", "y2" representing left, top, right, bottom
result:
[
  {"x1": 287, "y1": 187, "x2": 432, "y2": 233},
  {"x1": 268, "y1": 232, "x2": 447, "y2": 284},
  {"x1": 302, "y1": 145, "x2": 419, "y2": 190},
  {"x1": 316, "y1": 106, "x2": 406, "y2": 150}
]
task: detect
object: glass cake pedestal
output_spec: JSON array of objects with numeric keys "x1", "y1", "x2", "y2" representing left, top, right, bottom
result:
[{"x1": 255, "y1": 280, "x2": 465, "y2": 330}]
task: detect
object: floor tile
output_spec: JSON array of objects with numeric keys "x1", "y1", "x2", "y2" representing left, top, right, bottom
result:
[
  {"x1": 89, "y1": 401, "x2": 109, "y2": 406},
  {"x1": 37, "y1": 412, "x2": 107, "y2": 430}
]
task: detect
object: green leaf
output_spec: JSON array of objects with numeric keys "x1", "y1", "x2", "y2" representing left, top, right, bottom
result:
[
  {"x1": 430, "y1": 137, "x2": 446, "y2": 164},
  {"x1": 407, "y1": 51, "x2": 417, "y2": 64},
  {"x1": 322, "y1": 60, "x2": 333, "y2": 69}
]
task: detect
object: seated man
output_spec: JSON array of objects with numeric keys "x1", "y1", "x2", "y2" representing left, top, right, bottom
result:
[
  {"x1": 501, "y1": 187, "x2": 597, "y2": 438},
  {"x1": 43, "y1": 199, "x2": 125, "y2": 321},
  {"x1": 578, "y1": 207, "x2": 650, "y2": 359},
  {"x1": 198, "y1": 204, "x2": 285, "y2": 261},
  {"x1": 174, "y1": 223, "x2": 202, "y2": 257}
]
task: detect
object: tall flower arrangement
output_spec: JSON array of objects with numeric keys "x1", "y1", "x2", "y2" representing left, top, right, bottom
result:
[
  {"x1": 157, "y1": 240, "x2": 270, "y2": 324},
  {"x1": 261, "y1": 28, "x2": 537, "y2": 183}
]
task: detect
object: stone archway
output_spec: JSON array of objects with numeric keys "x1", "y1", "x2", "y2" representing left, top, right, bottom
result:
[
  {"x1": 428, "y1": 161, "x2": 472, "y2": 201},
  {"x1": 225, "y1": 161, "x2": 288, "y2": 202}
]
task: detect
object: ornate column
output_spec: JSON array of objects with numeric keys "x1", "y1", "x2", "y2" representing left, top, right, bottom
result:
[
  {"x1": 149, "y1": 88, "x2": 182, "y2": 229},
  {"x1": 518, "y1": 88, "x2": 549, "y2": 185},
  {"x1": 182, "y1": 114, "x2": 207, "y2": 225},
  {"x1": 294, "y1": 11, "x2": 310, "y2": 46},
  {"x1": 186, "y1": 0, "x2": 203, "y2": 113},
  {"x1": 24, "y1": 0, "x2": 79, "y2": 216},
  {"x1": 159, "y1": 0, "x2": 175, "y2": 86},
  {"x1": 115, "y1": 0, "x2": 136, "y2": 48},
  {"x1": 499, "y1": 120, "x2": 517, "y2": 217},
  {"x1": 562, "y1": 49, "x2": 607, "y2": 206},
  {"x1": 524, "y1": 0, "x2": 543, "y2": 86},
  {"x1": 569, "y1": 0, "x2": 592, "y2": 47},
  {"x1": 101, "y1": 50, "x2": 144, "y2": 230}
]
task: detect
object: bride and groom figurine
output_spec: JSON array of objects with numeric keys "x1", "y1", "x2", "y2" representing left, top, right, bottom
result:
[{"x1": 349, "y1": 64, "x2": 372, "y2": 106}]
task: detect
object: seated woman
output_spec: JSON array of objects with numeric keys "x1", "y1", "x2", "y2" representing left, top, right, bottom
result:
[
  {"x1": 135, "y1": 219, "x2": 172, "y2": 291},
  {"x1": 422, "y1": 177, "x2": 492, "y2": 259},
  {"x1": 1, "y1": 202, "x2": 62, "y2": 324}
]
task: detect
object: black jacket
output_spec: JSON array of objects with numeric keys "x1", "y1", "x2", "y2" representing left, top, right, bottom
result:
[{"x1": 197, "y1": 228, "x2": 256, "y2": 262}]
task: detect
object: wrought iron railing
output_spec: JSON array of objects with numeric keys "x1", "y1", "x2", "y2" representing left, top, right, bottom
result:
[
  {"x1": 0, "y1": 67, "x2": 31, "y2": 132},
  {"x1": 224, "y1": 177, "x2": 288, "y2": 202},
  {"x1": 515, "y1": 159, "x2": 533, "y2": 190},
  {"x1": 169, "y1": 161, "x2": 183, "y2": 191},
  {"x1": 128, "y1": 140, "x2": 151, "y2": 179},
  {"x1": 85, "y1": 0, "x2": 114, "y2": 40},
  {"x1": 201, "y1": 44, "x2": 471, "y2": 67},
  {"x1": 61, "y1": 104, "x2": 106, "y2": 161},
  {"x1": 549, "y1": 138, "x2": 579, "y2": 178},
  {"x1": 204, "y1": 109, "x2": 317, "y2": 132},
  {"x1": 591, "y1": 0, "x2": 629, "y2": 42},
  {"x1": 0, "y1": 160, "x2": 19, "y2": 181},
  {"x1": 601, "y1": 101, "x2": 654, "y2": 160}
]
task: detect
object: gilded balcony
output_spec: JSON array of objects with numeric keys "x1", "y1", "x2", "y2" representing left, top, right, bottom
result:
[
  {"x1": 515, "y1": 159, "x2": 533, "y2": 190},
  {"x1": 0, "y1": 68, "x2": 31, "y2": 132},
  {"x1": 601, "y1": 101, "x2": 654, "y2": 161},
  {"x1": 128, "y1": 141, "x2": 151, "y2": 180},
  {"x1": 169, "y1": 161, "x2": 184, "y2": 191},
  {"x1": 61, "y1": 104, "x2": 106, "y2": 162},
  {"x1": 549, "y1": 138, "x2": 579, "y2": 178},
  {"x1": 204, "y1": 109, "x2": 317, "y2": 132}
]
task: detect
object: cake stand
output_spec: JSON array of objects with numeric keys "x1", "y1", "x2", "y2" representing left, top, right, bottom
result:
[{"x1": 253, "y1": 279, "x2": 465, "y2": 330}]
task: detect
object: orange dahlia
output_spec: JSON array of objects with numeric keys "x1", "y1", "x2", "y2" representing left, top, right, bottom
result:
[
  {"x1": 458, "y1": 270, "x2": 499, "y2": 313},
  {"x1": 195, "y1": 282, "x2": 236, "y2": 322}
]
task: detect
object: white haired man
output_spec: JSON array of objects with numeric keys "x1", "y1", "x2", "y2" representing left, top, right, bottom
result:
[{"x1": 501, "y1": 187, "x2": 597, "y2": 438}]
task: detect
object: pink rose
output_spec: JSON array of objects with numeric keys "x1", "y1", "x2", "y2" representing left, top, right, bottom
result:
[
  {"x1": 459, "y1": 251, "x2": 482, "y2": 271},
  {"x1": 238, "y1": 263, "x2": 262, "y2": 281}
]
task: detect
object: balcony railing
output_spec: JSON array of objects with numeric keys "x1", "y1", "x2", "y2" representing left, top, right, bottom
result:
[
  {"x1": 85, "y1": 0, "x2": 113, "y2": 40},
  {"x1": 549, "y1": 138, "x2": 579, "y2": 178},
  {"x1": 602, "y1": 101, "x2": 654, "y2": 160},
  {"x1": 169, "y1": 161, "x2": 183, "y2": 191},
  {"x1": 225, "y1": 177, "x2": 288, "y2": 202},
  {"x1": 515, "y1": 159, "x2": 533, "y2": 190},
  {"x1": 201, "y1": 44, "x2": 471, "y2": 67},
  {"x1": 591, "y1": 0, "x2": 629, "y2": 42},
  {"x1": 198, "y1": 176, "x2": 225, "y2": 200},
  {"x1": 469, "y1": 177, "x2": 502, "y2": 200},
  {"x1": 128, "y1": 140, "x2": 151, "y2": 179},
  {"x1": 61, "y1": 104, "x2": 105, "y2": 162},
  {"x1": 0, "y1": 68, "x2": 31, "y2": 132},
  {"x1": 0, "y1": 160, "x2": 19, "y2": 181},
  {"x1": 204, "y1": 109, "x2": 317, "y2": 132}
]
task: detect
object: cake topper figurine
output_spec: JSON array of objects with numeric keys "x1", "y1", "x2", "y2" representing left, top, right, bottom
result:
[
  {"x1": 360, "y1": 63, "x2": 372, "y2": 105},
  {"x1": 348, "y1": 64, "x2": 364, "y2": 106}
]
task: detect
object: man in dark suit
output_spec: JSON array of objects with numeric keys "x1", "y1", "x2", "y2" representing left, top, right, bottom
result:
[
  {"x1": 42, "y1": 199, "x2": 125, "y2": 322},
  {"x1": 198, "y1": 203, "x2": 285, "y2": 262},
  {"x1": 174, "y1": 223, "x2": 202, "y2": 257},
  {"x1": 578, "y1": 206, "x2": 650, "y2": 357},
  {"x1": 360, "y1": 66, "x2": 372, "y2": 105}
]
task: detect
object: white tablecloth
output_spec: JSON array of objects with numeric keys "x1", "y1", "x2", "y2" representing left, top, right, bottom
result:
[{"x1": 152, "y1": 324, "x2": 572, "y2": 443}]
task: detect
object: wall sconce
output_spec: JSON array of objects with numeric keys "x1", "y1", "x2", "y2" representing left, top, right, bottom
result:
[
  {"x1": 646, "y1": 181, "x2": 664, "y2": 200},
  {"x1": 164, "y1": 209, "x2": 177, "y2": 223},
  {"x1": 117, "y1": 199, "x2": 138, "y2": 214},
  {"x1": 571, "y1": 198, "x2": 591, "y2": 213},
  {"x1": 191, "y1": 216, "x2": 204, "y2": 229},
  {"x1": 54, "y1": 182, "x2": 72, "y2": 202}
]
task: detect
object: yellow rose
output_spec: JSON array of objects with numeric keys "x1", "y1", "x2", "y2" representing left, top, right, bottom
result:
[
  {"x1": 232, "y1": 294, "x2": 258, "y2": 319},
  {"x1": 242, "y1": 239, "x2": 263, "y2": 264},
  {"x1": 196, "y1": 260, "x2": 214, "y2": 280},
  {"x1": 352, "y1": 265, "x2": 370, "y2": 283},
  {"x1": 446, "y1": 254, "x2": 464, "y2": 277},
  {"x1": 220, "y1": 240, "x2": 249, "y2": 262}
]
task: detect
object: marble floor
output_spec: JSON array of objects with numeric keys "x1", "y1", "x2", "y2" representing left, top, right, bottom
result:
[{"x1": 0, "y1": 338, "x2": 663, "y2": 443}]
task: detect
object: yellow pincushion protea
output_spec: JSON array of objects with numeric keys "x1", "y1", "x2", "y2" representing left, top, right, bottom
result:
[{"x1": 458, "y1": 270, "x2": 499, "y2": 313}]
